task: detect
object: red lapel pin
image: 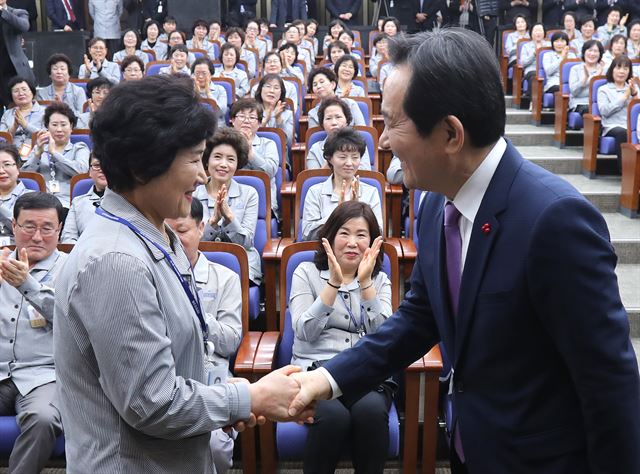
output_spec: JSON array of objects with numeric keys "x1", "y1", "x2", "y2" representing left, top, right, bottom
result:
[{"x1": 481, "y1": 223, "x2": 491, "y2": 234}]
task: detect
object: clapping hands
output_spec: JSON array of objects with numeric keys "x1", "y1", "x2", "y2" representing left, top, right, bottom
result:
[{"x1": 339, "y1": 177, "x2": 359, "y2": 203}]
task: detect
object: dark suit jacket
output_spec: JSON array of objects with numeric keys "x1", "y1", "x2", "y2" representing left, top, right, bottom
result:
[
  {"x1": 45, "y1": 0, "x2": 85, "y2": 30},
  {"x1": 325, "y1": 0, "x2": 362, "y2": 23},
  {"x1": 394, "y1": 0, "x2": 442, "y2": 32},
  {"x1": 542, "y1": 0, "x2": 564, "y2": 25},
  {"x1": 7, "y1": 0, "x2": 37, "y2": 30},
  {"x1": 325, "y1": 141, "x2": 640, "y2": 473},
  {"x1": 0, "y1": 6, "x2": 35, "y2": 82},
  {"x1": 269, "y1": 0, "x2": 307, "y2": 27},
  {"x1": 595, "y1": 0, "x2": 627, "y2": 25},
  {"x1": 500, "y1": 0, "x2": 539, "y2": 24}
]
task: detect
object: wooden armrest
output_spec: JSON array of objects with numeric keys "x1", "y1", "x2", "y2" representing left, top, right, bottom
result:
[
  {"x1": 584, "y1": 113, "x2": 601, "y2": 124},
  {"x1": 292, "y1": 143, "x2": 306, "y2": 177},
  {"x1": 234, "y1": 331, "x2": 263, "y2": 374},
  {"x1": 406, "y1": 356, "x2": 425, "y2": 372},
  {"x1": 281, "y1": 182, "x2": 295, "y2": 196},
  {"x1": 387, "y1": 184, "x2": 403, "y2": 195},
  {"x1": 263, "y1": 237, "x2": 293, "y2": 261},
  {"x1": 385, "y1": 237, "x2": 404, "y2": 258},
  {"x1": 399, "y1": 238, "x2": 417, "y2": 259},
  {"x1": 621, "y1": 143, "x2": 640, "y2": 152},
  {"x1": 262, "y1": 238, "x2": 282, "y2": 260},
  {"x1": 253, "y1": 331, "x2": 280, "y2": 374},
  {"x1": 423, "y1": 344, "x2": 443, "y2": 371}
]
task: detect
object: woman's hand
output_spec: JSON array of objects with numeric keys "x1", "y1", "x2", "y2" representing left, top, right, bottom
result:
[
  {"x1": 14, "y1": 108, "x2": 27, "y2": 129},
  {"x1": 350, "y1": 176, "x2": 359, "y2": 201},
  {"x1": 218, "y1": 184, "x2": 234, "y2": 223},
  {"x1": 274, "y1": 100, "x2": 286, "y2": 121},
  {"x1": 83, "y1": 54, "x2": 92, "y2": 75},
  {"x1": 88, "y1": 99, "x2": 96, "y2": 113},
  {"x1": 357, "y1": 236, "x2": 383, "y2": 285},
  {"x1": 322, "y1": 237, "x2": 343, "y2": 287},
  {"x1": 629, "y1": 79, "x2": 638, "y2": 97},
  {"x1": 35, "y1": 130, "x2": 49, "y2": 157}
]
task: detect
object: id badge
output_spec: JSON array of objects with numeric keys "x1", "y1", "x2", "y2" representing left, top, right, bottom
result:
[
  {"x1": 49, "y1": 180, "x2": 60, "y2": 193},
  {"x1": 158, "y1": 4, "x2": 163, "y2": 12},
  {"x1": 28, "y1": 306, "x2": 47, "y2": 328},
  {"x1": 0, "y1": 236, "x2": 11, "y2": 247},
  {"x1": 18, "y1": 143, "x2": 32, "y2": 159}
]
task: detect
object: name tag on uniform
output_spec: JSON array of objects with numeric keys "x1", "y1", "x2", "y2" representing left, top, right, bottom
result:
[
  {"x1": 28, "y1": 305, "x2": 47, "y2": 328},
  {"x1": 18, "y1": 143, "x2": 32, "y2": 159},
  {"x1": 0, "y1": 236, "x2": 11, "y2": 247},
  {"x1": 49, "y1": 180, "x2": 60, "y2": 193}
]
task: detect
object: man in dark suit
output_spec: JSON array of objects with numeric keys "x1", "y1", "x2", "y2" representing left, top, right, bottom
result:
[
  {"x1": 44, "y1": 0, "x2": 85, "y2": 31},
  {"x1": 288, "y1": 28, "x2": 640, "y2": 473},
  {"x1": 325, "y1": 0, "x2": 362, "y2": 25},
  {"x1": 0, "y1": 0, "x2": 34, "y2": 108},
  {"x1": 394, "y1": 0, "x2": 443, "y2": 32}
]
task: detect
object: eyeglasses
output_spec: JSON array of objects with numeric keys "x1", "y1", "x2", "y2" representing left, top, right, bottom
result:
[
  {"x1": 15, "y1": 222, "x2": 59, "y2": 237},
  {"x1": 89, "y1": 163, "x2": 102, "y2": 171},
  {"x1": 234, "y1": 114, "x2": 259, "y2": 122},
  {"x1": 0, "y1": 162, "x2": 17, "y2": 170},
  {"x1": 124, "y1": 67, "x2": 142, "y2": 73}
]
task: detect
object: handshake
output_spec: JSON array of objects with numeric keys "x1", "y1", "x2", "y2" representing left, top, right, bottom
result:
[{"x1": 231, "y1": 366, "x2": 333, "y2": 430}]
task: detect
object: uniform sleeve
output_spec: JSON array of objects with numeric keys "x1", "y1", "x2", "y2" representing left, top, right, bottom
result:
[
  {"x1": 51, "y1": 143, "x2": 90, "y2": 177},
  {"x1": 60, "y1": 199, "x2": 80, "y2": 243},
  {"x1": 301, "y1": 186, "x2": 328, "y2": 241},
  {"x1": 221, "y1": 187, "x2": 258, "y2": 250},
  {"x1": 18, "y1": 274, "x2": 56, "y2": 320},
  {"x1": 597, "y1": 87, "x2": 626, "y2": 118},
  {"x1": 290, "y1": 265, "x2": 334, "y2": 342},
  {"x1": 207, "y1": 271, "x2": 243, "y2": 359}
]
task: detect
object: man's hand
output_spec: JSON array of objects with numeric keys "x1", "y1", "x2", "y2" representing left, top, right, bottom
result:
[
  {"x1": 288, "y1": 370, "x2": 332, "y2": 418},
  {"x1": 249, "y1": 365, "x2": 315, "y2": 422},
  {"x1": 1, "y1": 247, "x2": 29, "y2": 287},
  {"x1": 416, "y1": 13, "x2": 427, "y2": 22}
]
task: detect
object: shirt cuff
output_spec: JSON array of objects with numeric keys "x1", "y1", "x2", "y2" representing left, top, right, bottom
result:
[
  {"x1": 318, "y1": 367, "x2": 342, "y2": 399},
  {"x1": 222, "y1": 217, "x2": 242, "y2": 234},
  {"x1": 362, "y1": 296, "x2": 383, "y2": 321},
  {"x1": 227, "y1": 380, "x2": 252, "y2": 422},
  {"x1": 17, "y1": 274, "x2": 41, "y2": 297}
]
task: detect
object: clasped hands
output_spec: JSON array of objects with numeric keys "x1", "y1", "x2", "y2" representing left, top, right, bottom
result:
[{"x1": 228, "y1": 365, "x2": 333, "y2": 431}]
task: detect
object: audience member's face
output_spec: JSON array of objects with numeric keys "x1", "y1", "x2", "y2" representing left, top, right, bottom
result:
[
  {"x1": 50, "y1": 61, "x2": 70, "y2": 84},
  {"x1": 531, "y1": 25, "x2": 545, "y2": 41},
  {"x1": 164, "y1": 21, "x2": 176, "y2": 35},
  {"x1": 194, "y1": 25, "x2": 207, "y2": 40},
  {"x1": 330, "y1": 47, "x2": 346, "y2": 64},
  {"x1": 581, "y1": 21, "x2": 595, "y2": 38},
  {"x1": 260, "y1": 78, "x2": 281, "y2": 105},
  {"x1": 91, "y1": 85, "x2": 110, "y2": 108},
  {"x1": 329, "y1": 147, "x2": 360, "y2": 181},
  {"x1": 264, "y1": 54, "x2": 282, "y2": 74},
  {"x1": 285, "y1": 27, "x2": 300, "y2": 43},
  {"x1": 337, "y1": 60, "x2": 355, "y2": 82},
  {"x1": 146, "y1": 23, "x2": 159, "y2": 41},
  {"x1": 13, "y1": 208, "x2": 60, "y2": 264},
  {"x1": 515, "y1": 17, "x2": 527, "y2": 32},
  {"x1": 209, "y1": 22, "x2": 221, "y2": 39},
  {"x1": 168, "y1": 32, "x2": 184, "y2": 47},
  {"x1": 171, "y1": 51, "x2": 188, "y2": 69},
  {"x1": 165, "y1": 215, "x2": 203, "y2": 263},
  {"x1": 552, "y1": 37, "x2": 567, "y2": 53},
  {"x1": 332, "y1": 216, "x2": 371, "y2": 272},
  {"x1": 295, "y1": 24, "x2": 305, "y2": 38},
  {"x1": 89, "y1": 157, "x2": 108, "y2": 191},
  {"x1": 383, "y1": 21, "x2": 398, "y2": 36},
  {"x1": 260, "y1": 23, "x2": 269, "y2": 37},
  {"x1": 281, "y1": 47, "x2": 296, "y2": 66},
  {"x1": 47, "y1": 112, "x2": 72, "y2": 145},
  {"x1": 339, "y1": 33, "x2": 354, "y2": 50},
  {"x1": 123, "y1": 61, "x2": 143, "y2": 81},
  {"x1": 0, "y1": 151, "x2": 19, "y2": 192},
  {"x1": 330, "y1": 23, "x2": 343, "y2": 39},
  {"x1": 612, "y1": 63, "x2": 630, "y2": 83},
  {"x1": 630, "y1": 24, "x2": 640, "y2": 41},
  {"x1": 584, "y1": 44, "x2": 601, "y2": 65},
  {"x1": 222, "y1": 48, "x2": 237, "y2": 68},
  {"x1": 312, "y1": 73, "x2": 336, "y2": 98},
  {"x1": 322, "y1": 104, "x2": 348, "y2": 132},
  {"x1": 377, "y1": 19, "x2": 385, "y2": 32},
  {"x1": 246, "y1": 22, "x2": 258, "y2": 41},
  {"x1": 563, "y1": 15, "x2": 576, "y2": 31},
  {"x1": 89, "y1": 41, "x2": 107, "y2": 61},
  {"x1": 231, "y1": 108, "x2": 260, "y2": 138},
  {"x1": 607, "y1": 10, "x2": 620, "y2": 26},
  {"x1": 376, "y1": 39, "x2": 388, "y2": 57},
  {"x1": 611, "y1": 38, "x2": 626, "y2": 56},
  {"x1": 207, "y1": 143, "x2": 239, "y2": 184},
  {"x1": 193, "y1": 63, "x2": 211, "y2": 87},
  {"x1": 10, "y1": 81, "x2": 33, "y2": 107},
  {"x1": 227, "y1": 33, "x2": 242, "y2": 48},
  {"x1": 123, "y1": 31, "x2": 137, "y2": 48},
  {"x1": 306, "y1": 23, "x2": 317, "y2": 37}
]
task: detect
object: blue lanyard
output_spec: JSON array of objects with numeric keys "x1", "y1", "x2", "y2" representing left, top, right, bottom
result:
[
  {"x1": 95, "y1": 207, "x2": 210, "y2": 352},
  {"x1": 338, "y1": 290, "x2": 366, "y2": 337}
]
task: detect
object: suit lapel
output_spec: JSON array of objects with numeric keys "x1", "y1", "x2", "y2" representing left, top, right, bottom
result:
[{"x1": 453, "y1": 143, "x2": 523, "y2": 365}]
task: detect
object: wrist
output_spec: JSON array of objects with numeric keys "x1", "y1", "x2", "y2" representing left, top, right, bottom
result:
[
  {"x1": 327, "y1": 280, "x2": 341, "y2": 289},
  {"x1": 359, "y1": 279, "x2": 373, "y2": 289}
]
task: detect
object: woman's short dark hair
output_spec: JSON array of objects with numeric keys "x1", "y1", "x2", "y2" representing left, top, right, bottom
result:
[
  {"x1": 328, "y1": 40, "x2": 350, "y2": 55},
  {"x1": 305, "y1": 18, "x2": 319, "y2": 33},
  {"x1": 0, "y1": 142, "x2": 20, "y2": 166},
  {"x1": 608, "y1": 33, "x2": 627, "y2": 51},
  {"x1": 550, "y1": 31, "x2": 569, "y2": 45},
  {"x1": 13, "y1": 191, "x2": 64, "y2": 223},
  {"x1": 44, "y1": 102, "x2": 77, "y2": 128},
  {"x1": 382, "y1": 17, "x2": 401, "y2": 33},
  {"x1": 143, "y1": 20, "x2": 161, "y2": 39},
  {"x1": 318, "y1": 97, "x2": 352, "y2": 126},
  {"x1": 87, "y1": 77, "x2": 114, "y2": 97},
  {"x1": 334, "y1": 54, "x2": 359, "y2": 80},
  {"x1": 204, "y1": 127, "x2": 250, "y2": 169},
  {"x1": 91, "y1": 74, "x2": 216, "y2": 193},
  {"x1": 88, "y1": 37, "x2": 107, "y2": 50},
  {"x1": 606, "y1": 54, "x2": 633, "y2": 83},
  {"x1": 339, "y1": 29, "x2": 355, "y2": 42},
  {"x1": 308, "y1": 67, "x2": 337, "y2": 92},
  {"x1": 373, "y1": 33, "x2": 388, "y2": 47},
  {"x1": 120, "y1": 28, "x2": 140, "y2": 49},
  {"x1": 388, "y1": 28, "x2": 505, "y2": 148},
  {"x1": 226, "y1": 27, "x2": 245, "y2": 44},
  {"x1": 512, "y1": 14, "x2": 528, "y2": 29},
  {"x1": 263, "y1": 51, "x2": 282, "y2": 69},
  {"x1": 579, "y1": 16, "x2": 596, "y2": 29},
  {"x1": 313, "y1": 200, "x2": 383, "y2": 275},
  {"x1": 607, "y1": 6, "x2": 623, "y2": 19},
  {"x1": 327, "y1": 19, "x2": 346, "y2": 36},
  {"x1": 168, "y1": 44, "x2": 189, "y2": 59},
  {"x1": 255, "y1": 73, "x2": 286, "y2": 103},
  {"x1": 529, "y1": 22, "x2": 545, "y2": 36},
  {"x1": 230, "y1": 97, "x2": 264, "y2": 121},
  {"x1": 120, "y1": 55, "x2": 145, "y2": 74},
  {"x1": 220, "y1": 42, "x2": 240, "y2": 65},
  {"x1": 46, "y1": 53, "x2": 73, "y2": 76},
  {"x1": 278, "y1": 42, "x2": 299, "y2": 64},
  {"x1": 323, "y1": 127, "x2": 365, "y2": 163},
  {"x1": 581, "y1": 39, "x2": 604, "y2": 61},
  {"x1": 561, "y1": 11, "x2": 577, "y2": 25},
  {"x1": 191, "y1": 56, "x2": 215, "y2": 74},
  {"x1": 8, "y1": 76, "x2": 36, "y2": 98},
  {"x1": 192, "y1": 19, "x2": 209, "y2": 34}
]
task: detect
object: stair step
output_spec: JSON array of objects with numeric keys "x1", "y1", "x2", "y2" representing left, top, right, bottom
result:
[
  {"x1": 505, "y1": 109, "x2": 533, "y2": 125},
  {"x1": 619, "y1": 264, "x2": 640, "y2": 337},
  {"x1": 520, "y1": 146, "x2": 583, "y2": 174},
  {"x1": 603, "y1": 213, "x2": 640, "y2": 264},
  {"x1": 558, "y1": 174, "x2": 621, "y2": 213},
  {"x1": 505, "y1": 124, "x2": 556, "y2": 146},
  {"x1": 505, "y1": 95, "x2": 514, "y2": 108}
]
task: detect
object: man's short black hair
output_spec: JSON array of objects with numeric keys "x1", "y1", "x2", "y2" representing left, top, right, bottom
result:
[
  {"x1": 189, "y1": 196, "x2": 204, "y2": 224},
  {"x1": 388, "y1": 28, "x2": 505, "y2": 147},
  {"x1": 14, "y1": 191, "x2": 64, "y2": 223},
  {"x1": 91, "y1": 74, "x2": 216, "y2": 193}
]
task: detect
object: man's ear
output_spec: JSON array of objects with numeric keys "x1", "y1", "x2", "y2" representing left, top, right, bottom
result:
[{"x1": 442, "y1": 115, "x2": 465, "y2": 155}]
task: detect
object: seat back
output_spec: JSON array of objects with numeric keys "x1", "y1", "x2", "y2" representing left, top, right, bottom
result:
[
  {"x1": 589, "y1": 76, "x2": 608, "y2": 116},
  {"x1": 70, "y1": 129, "x2": 93, "y2": 150},
  {"x1": 560, "y1": 59, "x2": 582, "y2": 94},
  {"x1": 145, "y1": 60, "x2": 170, "y2": 76},
  {"x1": 199, "y1": 97, "x2": 220, "y2": 115},
  {"x1": 70, "y1": 174, "x2": 92, "y2": 201},
  {"x1": 0, "y1": 131, "x2": 12, "y2": 143},
  {"x1": 536, "y1": 47, "x2": 553, "y2": 82},
  {"x1": 257, "y1": 127, "x2": 288, "y2": 193},
  {"x1": 69, "y1": 78, "x2": 89, "y2": 94},
  {"x1": 198, "y1": 241, "x2": 250, "y2": 330},
  {"x1": 18, "y1": 172, "x2": 46, "y2": 191},
  {"x1": 629, "y1": 99, "x2": 640, "y2": 144},
  {"x1": 189, "y1": 48, "x2": 207, "y2": 60},
  {"x1": 141, "y1": 48, "x2": 156, "y2": 61},
  {"x1": 212, "y1": 77, "x2": 236, "y2": 123},
  {"x1": 233, "y1": 171, "x2": 272, "y2": 255},
  {"x1": 350, "y1": 97, "x2": 372, "y2": 126}
]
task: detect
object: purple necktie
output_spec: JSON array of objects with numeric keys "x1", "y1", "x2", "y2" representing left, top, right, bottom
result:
[{"x1": 444, "y1": 202, "x2": 466, "y2": 463}]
